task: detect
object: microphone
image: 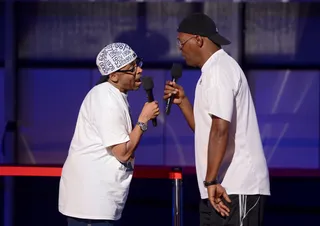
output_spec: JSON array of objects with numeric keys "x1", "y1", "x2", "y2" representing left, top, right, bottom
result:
[
  {"x1": 165, "y1": 63, "x2": 183, "y2": 115},
  {"x1": 141, "y1": 76, "x2": 157, "y2": 127}
]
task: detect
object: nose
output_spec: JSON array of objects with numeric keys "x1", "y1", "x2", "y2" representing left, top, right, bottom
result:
[
  {"x1": 176, "y1": 40, "x2": 182, "y2": 49},
  {"x1": 177, "y1": 44, "x2": 184, "y2": 52},
  {"x1": 137, "y1": 66, "x2": 143, "y2": 74}
]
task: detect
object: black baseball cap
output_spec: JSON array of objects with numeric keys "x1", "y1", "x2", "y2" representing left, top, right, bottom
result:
[{"x1": 177, "y1": 13, "x2": 231, "y2": 46}]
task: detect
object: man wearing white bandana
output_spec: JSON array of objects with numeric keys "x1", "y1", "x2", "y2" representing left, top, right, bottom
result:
[{"x1": 58, "y1": 43, "x2": 159, "y2": 226}]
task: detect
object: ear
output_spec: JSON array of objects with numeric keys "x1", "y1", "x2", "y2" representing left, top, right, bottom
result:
[
  {"x1": 195, "y1": 35, "x2": 204, "y2": 48},
  {"x1": 109, "y1": 72, "x2": 119, "y2": 83}
]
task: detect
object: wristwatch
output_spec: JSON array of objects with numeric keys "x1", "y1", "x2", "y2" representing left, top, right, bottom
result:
[
  {"x1": 137, "y1": 122, "x2": 147, "y2": 132},
  {"x1": 203, "y1": 179, "x2": 218, "y2": 187}
]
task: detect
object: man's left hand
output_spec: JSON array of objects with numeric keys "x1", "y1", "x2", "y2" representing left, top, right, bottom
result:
[{"x1": 207, "y1": 184, "x2": 231, "y2": 217}]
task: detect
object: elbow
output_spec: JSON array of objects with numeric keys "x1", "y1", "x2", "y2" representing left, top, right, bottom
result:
[
  {"x1": 110, "y1": 143, "x2": 131, "y2": 163},
  {"x1": 113, "y1": 151, "x2": 131, "y2": 163},
  {"x1": 116, "y1": 155, "x2": 131, "y2": 163}
]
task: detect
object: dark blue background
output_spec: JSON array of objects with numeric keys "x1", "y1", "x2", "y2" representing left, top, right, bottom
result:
[
  {"x1": 1, "y1": 1, "x2": 320, "y2": 226},
  {"x1": 0, "y1": 68, "x2": 318, "y2": 168}
]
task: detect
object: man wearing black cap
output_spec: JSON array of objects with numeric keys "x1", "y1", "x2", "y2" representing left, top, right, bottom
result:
[{"x1": 163, "y1": 13, "x2": 270, "y2": 226}]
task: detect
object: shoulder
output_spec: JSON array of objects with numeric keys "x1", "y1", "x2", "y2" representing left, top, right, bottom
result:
[
  {"x1": 204, "y1": 55, "x2": 241, "y2": 89},
  {"x1": 83, "y1": 83, "x2": 124, "y2": 114},
  {"x1": 90, "y1": 83, "x2": 120, "y2": 103}
]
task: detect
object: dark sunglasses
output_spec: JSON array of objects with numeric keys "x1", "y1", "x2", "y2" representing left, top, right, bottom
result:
[{"x1": 117, "y1": 58, "x2": 143, "y2": 74}]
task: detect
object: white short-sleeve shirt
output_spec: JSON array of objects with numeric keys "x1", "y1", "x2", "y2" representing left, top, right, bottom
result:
[
  {"x1": 194, "y1": 49, "x2": 270, "y2": 199},
  {"x1": 58, "y1": 82, "x2": 134, "y2": 220}
]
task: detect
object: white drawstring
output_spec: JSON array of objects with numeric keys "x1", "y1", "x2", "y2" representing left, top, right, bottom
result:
[
  {"x1": 239, "y1": 195, "x2": 247, "y2": 226},
  {"x1": 239, "y1": 195, "x2": 260, "y2": 226}
]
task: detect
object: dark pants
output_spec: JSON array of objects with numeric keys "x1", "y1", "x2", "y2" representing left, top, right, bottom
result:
[
  {"x1": 67, "y1": 217, "x2": 115, "y2": 226},
  {"x1": 199, "y1": 195, "x2": 267, "y2": 226}
]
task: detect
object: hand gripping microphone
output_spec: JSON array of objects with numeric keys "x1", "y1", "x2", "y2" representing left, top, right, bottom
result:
[
  {"x1": 141, "y1": 76, "x2": 157, "y2": 127},
  {"x1": 165, "y1": 63, "x2": 183, "y2": 115}
]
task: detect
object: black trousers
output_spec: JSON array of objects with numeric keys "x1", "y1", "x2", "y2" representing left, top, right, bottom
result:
[
  {"x1": 67, "y1": 217, "x2": 115, "y2": 226},
  {"x1": 199, "y1": 195, "x2": 267, "y2": 226}
]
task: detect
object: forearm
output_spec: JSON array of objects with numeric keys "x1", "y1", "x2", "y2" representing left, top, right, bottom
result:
[
  {"x1": 112, "y1": 124, "x2": 144, "y2": 163},
  {"x1": 205, "y1": 126, "x2": 228, "y2": 182},
  {"x1": 179, "y1": 97, "x2": 195, "y2": 132},
  {"x1": 118, "y1": 125, "x2": 143, "y2": 160}
]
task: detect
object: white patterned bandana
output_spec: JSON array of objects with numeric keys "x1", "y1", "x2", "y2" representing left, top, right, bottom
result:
[{"x1": 96, "y1": 43, "x2": 137, "y2": 76}]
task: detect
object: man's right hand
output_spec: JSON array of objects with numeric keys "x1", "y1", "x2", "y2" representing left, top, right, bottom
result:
[
  {"x1": 163, "y1": 81, "x2": 185, "y2": 105},
  {"x1": 164, "y1": 81, "x2": 195, "y2": 132},
  {"x1": 138, "y1": 101, "x2": 160, "y2": 123}
]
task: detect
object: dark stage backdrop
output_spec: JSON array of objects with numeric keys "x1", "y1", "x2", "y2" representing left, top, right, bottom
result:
[
  {"x1": 0, "y1": 1, "x2": 320, "y2": 170},
  {"x1": 14, "y1": 2, "x2": 241, "y2": 64},
  {"x1": 12, "y1": 1, "x2": 320, "y2": 65}
]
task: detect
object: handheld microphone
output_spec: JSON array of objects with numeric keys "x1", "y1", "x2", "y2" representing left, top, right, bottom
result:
[
  {"x1": 141, "y1": 76, "x2": 157, "y2": 127},
  {"x1": 165, "y1": 63, "x2": 183, "y2": 115}
]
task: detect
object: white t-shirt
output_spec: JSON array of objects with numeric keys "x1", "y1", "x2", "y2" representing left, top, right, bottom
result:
[
  {"x1": 58, "y1": 82, "x2": 134, "y2": 220},
  {"x1": 193, "y1": 49, "x2": 270, "y2": 199}
]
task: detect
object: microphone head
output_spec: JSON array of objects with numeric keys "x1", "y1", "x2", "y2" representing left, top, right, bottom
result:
[
  {"x1": 141, "y1": 76, "x2": 154, "y2": 90},
  {"x1": 171, "y1": 63, "x2": 183, "y2": 79}
]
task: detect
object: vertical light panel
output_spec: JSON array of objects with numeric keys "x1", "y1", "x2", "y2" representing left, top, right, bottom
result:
[
  {"x1": 0, "y1": 2, "x2": 4, "y2": 63},
  {"x1": 0, "y1": 68, "x2": 4, "y2": 163},
  {"x1": 203, "y1": 2, "x2": 241, "y2": 62},
  {"x1": 245, "y1": 2, "x2": 320, "y2": 65}
]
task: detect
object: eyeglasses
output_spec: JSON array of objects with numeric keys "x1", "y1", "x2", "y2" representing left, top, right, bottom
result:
[
  {"x1": 177, "y1": 36, "x2": 197, "y2": 49},
  {"x1": 117, "y1": 57, "x2": 143, "y2": 74}
]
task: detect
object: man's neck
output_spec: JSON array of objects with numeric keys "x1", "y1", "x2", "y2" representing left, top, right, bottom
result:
[
  {"x1": 199, "y1": 48, "x2": 221, "y2": 68},
  {"x1": 198, "y1": 44, "x2": 221, "y2": 68},
  {"x1": 108, "y1": 81, "x2": 127, "y2": 94}
]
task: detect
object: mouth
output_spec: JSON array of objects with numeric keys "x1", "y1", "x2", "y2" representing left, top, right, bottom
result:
[{"x1": 134, "y1": 77, "x2": 142, "y2": 86}]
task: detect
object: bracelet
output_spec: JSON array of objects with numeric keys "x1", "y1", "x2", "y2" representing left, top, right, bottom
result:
[{"x1": 203, "y1": 179, "x2": 218, "y2": 187}]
